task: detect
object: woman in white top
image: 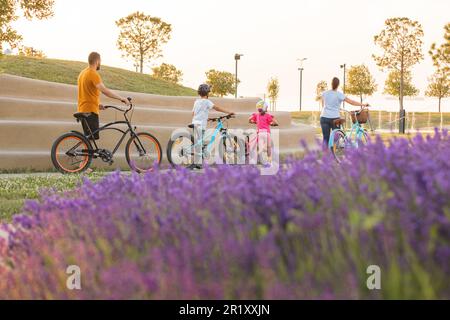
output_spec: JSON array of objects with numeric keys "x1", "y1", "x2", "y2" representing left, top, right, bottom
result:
[{"x1": 320, "y1": 77, "x2": 369, "y2": 147}]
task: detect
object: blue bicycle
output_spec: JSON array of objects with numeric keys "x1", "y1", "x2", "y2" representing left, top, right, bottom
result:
[
  {"x1": 167, "y1": 114, "x2": 243, "y2": 167},
  {"x1": 329, "y1": 107, "x2": 370, "y2": 162}
]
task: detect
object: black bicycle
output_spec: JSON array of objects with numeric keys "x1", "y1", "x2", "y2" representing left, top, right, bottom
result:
[{"x1": 51, "y1": 97, "x2": 162, "y2": 174}]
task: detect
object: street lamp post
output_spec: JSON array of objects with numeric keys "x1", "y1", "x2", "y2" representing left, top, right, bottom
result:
[
  {"x1": 234, "y1": 54, "x2": 244, "y2": 99},
  {"x1": 297, "y1": 58, "x2": 307, "y2": 112},
  {"x1": 340, "y1": 63, "x2": 347, "y2": 108},
  {"x1": 298, "y1": 68, "x2": 303, "y2": 111}
]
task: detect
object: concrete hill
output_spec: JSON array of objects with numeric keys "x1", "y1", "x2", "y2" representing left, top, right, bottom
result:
[{"x1": 0, "y1": 73, "x2": 316, "y2": 171}]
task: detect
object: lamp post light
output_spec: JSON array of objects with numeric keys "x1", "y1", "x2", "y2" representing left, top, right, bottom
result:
[
  {"x1": 297, "y1": 58, "x2": 307, "y2": 112},
  {"x1": 234, "y1": 53, "x2": 244, "y2": 99},
  {"x1": 340, "y1": 63, "x2": 347, "y2": 108}
]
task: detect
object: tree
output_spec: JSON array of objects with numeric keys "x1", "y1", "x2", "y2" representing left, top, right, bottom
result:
[
  {"x1": 116, "y1": 12, "x2": 172, "y2": 74},
  {"x1": 17, "y1": 45, "x2": 45, "y2": 58},
  {"x1": 0, "y1": 0, "x2": 54, "y2": 52},
  {"x1": 267, "y1": 77, "x2": 280, "y2": 111},
  {"x1": 345, "y1": 65, "x2": 377, "y2": 103},
  {"x1": 426, "y1": 71, "x2": 449, "y2": 129},
  {"x1": 384, "y1": 70, "x2": 419, "y2": 99},
  {"x1": 315, "y1": 80, "x2": 328, "y2": 110},
  {"x1": 373, "y1": 17, "x2": 424, "y2": 133},
  {"x1": 205, "y1": 69, "x2": 237, "y2": 97},
  {"x1": 429, "y1": 23, "x2": 450, "y2": 74},
  {"x1": 426, "y1": 71, "x2": 450, "y2": 113},
  {"x1": 427, "y1": 23, "x2": 450, "y2": 129},
  {"x1": 152, "y1": 63, "x2": 183, "y2": 84}
]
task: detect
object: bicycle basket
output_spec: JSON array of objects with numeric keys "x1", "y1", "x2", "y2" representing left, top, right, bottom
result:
[{"x1": 351, "y1": 110, "x2": 369, "y2": 124}]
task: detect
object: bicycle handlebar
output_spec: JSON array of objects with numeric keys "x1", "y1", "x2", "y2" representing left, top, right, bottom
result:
[
  {"x1": 342, "y1": 105, "x2": 370, "y2": 115},
  {"x1": 104, "y1": 97, "x2": 133, "y2": 113},
  {"x1": 208, "y1": 114, "x2": 235, "y2": 122}
]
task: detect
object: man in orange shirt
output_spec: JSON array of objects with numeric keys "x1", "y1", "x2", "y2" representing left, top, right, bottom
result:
[{"x1": 77, "y1": 52, "x2": 130, "y2": 140}]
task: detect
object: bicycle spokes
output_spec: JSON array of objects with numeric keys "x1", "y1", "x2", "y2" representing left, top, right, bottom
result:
[
  {"x1": 332, "y1": 132, "x2": 347, "y2": 162},
  {"x1": 170, "y1": 136, "x2": 194, "y2": 166},
  {"x1": 55, "y1": 136, "x2": 90, "y2": 173},
  {"x1": 127, "y1": 134, "x2": 161, "y2": 172}
]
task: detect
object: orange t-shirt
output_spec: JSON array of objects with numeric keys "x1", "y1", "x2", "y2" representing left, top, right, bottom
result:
[{"x1": 77, "y1": 68, "x2": 102, "y2": 114}]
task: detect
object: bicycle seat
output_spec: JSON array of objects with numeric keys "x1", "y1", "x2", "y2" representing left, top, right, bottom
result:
[
  {"x1": 333, "y1": 119, "x2": 346, "y2": 127},
  {"x1": 188, "y1": 124, "x2": 195, "y2": 129},
  {"x1": 73, "y1": 113, "x2": 91, "y2": 120}
]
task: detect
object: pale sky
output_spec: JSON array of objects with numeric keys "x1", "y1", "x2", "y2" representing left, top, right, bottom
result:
[{"x1": 10, "y1": 0, "x2": 450, "y2": 111}]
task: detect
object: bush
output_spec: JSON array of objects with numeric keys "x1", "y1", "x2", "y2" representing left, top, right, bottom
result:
[{"x1": 0, "y1": 131, "x2": 449, "y2": 299}]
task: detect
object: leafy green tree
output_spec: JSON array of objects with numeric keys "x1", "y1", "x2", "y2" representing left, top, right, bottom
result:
[
  {"x1": 373, "y1": 17, "x2": 424, "y2": 132},
  {"x1": 384, "y1": 70, "x2": 419, "y2": 99},
  {"x1": 345, "y1": 65, "x2": 377, "y2": 103},
  {"x1": 0, "y1": 0, "x2": 54, "y2": 52},
  {"x1": 17, "y1": 45, "x2": 45, "y2": 58},
  {"x1": 315, "y1": 80, "x2": 328, "y2": 110},
  {"x1": 427, "y1": 23, "x2": 450, "y2": 129},
  {"x1": 426, "y1": 71, "x2": 449, "y2": 130},
  {"x1": 205, "y1": 69, "x2": 237, "y2": 97},
  {"x1": 425, "y1": 71, "x2": 449, "y2": 112},
  {"x1": 267, "y1": 77, "x2": 280, "y2": 111},
  {"x1": 152, "y1": 63, "x2": 183, "y2": 84},
  {"x1": 116, "y1": 12, "x2": 172, "y2": 74},
  {"x1": 429, "y1": 23, "x2": 450, "y2": 74}
]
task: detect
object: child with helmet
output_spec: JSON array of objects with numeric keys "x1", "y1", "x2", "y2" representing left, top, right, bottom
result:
[
  {"x1": 190, "y1": 84, "x2": 235, "y2": 170},
  {"x1": 248, "y1": 100, "x2": 279, "y2": 163}
]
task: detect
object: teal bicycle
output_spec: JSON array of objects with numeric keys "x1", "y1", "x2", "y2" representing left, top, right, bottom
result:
[
  {"x1": 329, "y1": 107, "x2": 370, "y2": 162},
  {"x1": 167, "y1": 114, "x2": 243, "y2": 167}
]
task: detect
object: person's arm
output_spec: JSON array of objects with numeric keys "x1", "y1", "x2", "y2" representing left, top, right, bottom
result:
[
  {"x1": 344, "y1": 97, "x2": 369, "y2": 108},
  {"x1": 96, "y1": 82, "x2": 130, "y2": 106},
  {"x1": 213, "y1": 105, "x2": 235, "y2": 115},
  {"x1": 249, "y1": 114, "x2": 256, "y2": 124},
  {"x1": 271, "y1": 117, "x2": 279, "y2": 126}
]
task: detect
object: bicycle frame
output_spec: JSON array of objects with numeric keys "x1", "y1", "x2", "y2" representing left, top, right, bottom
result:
[
  {"x1": 190, "y1": 119, "x2": 226, "y2": 154},
  {"x1": 346, "y1": 122, "x2": 366, "y2": 144},
  {"x1": 329, "y1": 110, "x2": 367, "y2": 149},
  {"x1": 69, "y1": 107, "x2": 147, "y2": 158}
]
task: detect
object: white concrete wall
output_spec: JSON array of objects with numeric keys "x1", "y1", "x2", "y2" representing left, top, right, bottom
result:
[{"x1": 0, "y1": 74, "x2": 316, "y2": 171}]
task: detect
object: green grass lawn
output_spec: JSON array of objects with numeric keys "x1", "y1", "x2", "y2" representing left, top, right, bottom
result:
[
  {"x1": 0, "y1": 173, "x2": 107, "y2": 222},
  {"x1": 0, "y1": 55, "x2": 197, "y2": 96},
  {"x1": 292, "y1": 110, "x2": 450, "y2": 131}
]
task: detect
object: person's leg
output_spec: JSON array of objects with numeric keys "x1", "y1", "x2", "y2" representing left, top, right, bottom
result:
[
  {"x1": 320, "y1": 117, "x2": 332, "y2": 148},
  {"x1": 80, "y1": 113, "x2": 99, "y2": 173},
  {"x1": 191, "y1": 125, "x2": 203, "y2": 169},
  {"x1": 90, "y1": 113, "x2": 100, "y2": 140},
  {"x1": 82, "y1": 113, "x2": 100, "y2": 141},
  {"x1": 258, "y1": 130, "x2": 271, "y2": 164},
  {"x1": 81, "y1": 115, "x2": 90, "y2": 137}
]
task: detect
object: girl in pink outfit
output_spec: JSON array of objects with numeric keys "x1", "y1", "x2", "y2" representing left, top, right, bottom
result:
[{"x1": 248, "y1": 100, "x2": 279, "y2": 161}]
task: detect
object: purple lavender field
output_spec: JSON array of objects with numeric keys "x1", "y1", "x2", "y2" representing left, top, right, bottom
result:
[{"x1": 0, "y1": 131, "x2": 449, "y2": 299}]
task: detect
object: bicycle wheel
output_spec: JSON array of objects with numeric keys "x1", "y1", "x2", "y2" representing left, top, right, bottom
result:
[
  {"x1": 167, "y1": 131, "x2": 194, "y2": 168},
  {"x1": 330, "y1": 130, "x2": 348, "y2": 163},
  {"x1": 125, "y1": 132, "x2": 162, "y2": 173},
  {"x1": 51, "y1": 132, "x2": 93, "y2": 174},
  {"x1": 356, "y1": 130, "x2": 370, "y2": 147}
]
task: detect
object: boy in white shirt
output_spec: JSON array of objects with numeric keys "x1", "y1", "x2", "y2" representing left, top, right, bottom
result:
[{"x1": 190, "y1": 84, "x2": 234, "y2": 170}]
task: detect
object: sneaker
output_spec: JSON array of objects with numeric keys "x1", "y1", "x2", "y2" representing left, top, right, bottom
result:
[{"x1": 187, "y1": 164, "x2": 202, "y2": 170}]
